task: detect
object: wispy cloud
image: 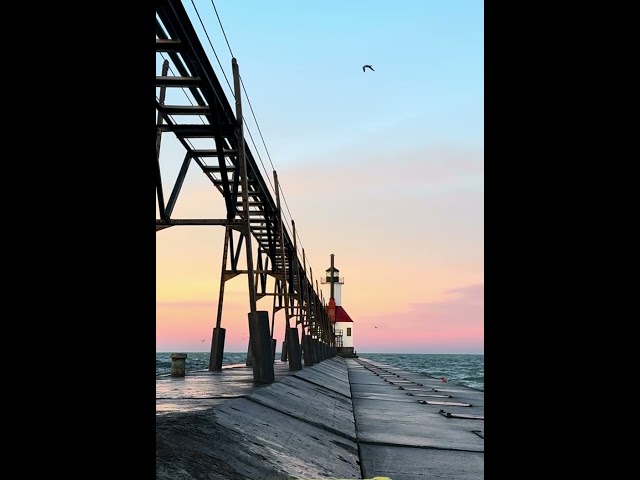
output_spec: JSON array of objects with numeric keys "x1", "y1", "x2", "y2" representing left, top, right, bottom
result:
[{"x1": 277, "y1": 144, "x2": 483, "y2": 197}]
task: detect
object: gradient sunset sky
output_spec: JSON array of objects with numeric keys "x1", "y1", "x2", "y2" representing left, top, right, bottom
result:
[{"x1": 156, "y1": 0, "x2": 484, "y2": 353}]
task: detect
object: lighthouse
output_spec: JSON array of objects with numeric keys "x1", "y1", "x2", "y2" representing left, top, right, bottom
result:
[{"x1": 322, "y1": 254, "x2": 356, "y2": 357}]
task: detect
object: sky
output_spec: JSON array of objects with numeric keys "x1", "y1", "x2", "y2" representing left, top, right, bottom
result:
[{"x1": 156, "y1": 0, "x2": 484, "y2": 354}]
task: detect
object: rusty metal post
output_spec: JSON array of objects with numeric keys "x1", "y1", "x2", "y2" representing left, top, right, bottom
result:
[
  {"x1": 274, "y1": 171, "x2": 301, "y2": 370},
  {"x1": 302, "y1": 250, "x2": 314, "y2": 366},
  {"x1": 232, "y1": 58, "x2": 260, "y2": 374},
  {"x1": 270, "y1": 285, "x2": 278, "y2": 363},
  {"x1": 308, "y1": 269, "x2": 317, "y2": 364},
  {"x1": 272, "y1": 338, "x2": 277, "y2": 362},
  {"x1": 270, "y1": 280, "x2": 277, "y2": 338},
  {"x1": 276, "y1": 173, "x2": 289, "y2": 364},
  {"x1": 292, "y1": 220, "x2": 309, "y2": 365},
  {"x1": 209, "y1": 227, "x2": 231, "y2": 371}
]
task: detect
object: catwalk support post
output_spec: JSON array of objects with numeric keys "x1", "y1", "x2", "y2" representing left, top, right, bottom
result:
[
  {"x1": 233, "y1": 58, "x2": 272, "y2": 382},
  {"x1": 249, "y1": 311, "x2": 275, "y2": 383}
]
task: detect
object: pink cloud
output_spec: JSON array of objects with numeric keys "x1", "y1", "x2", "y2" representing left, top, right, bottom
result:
[{"x1": 353, "y1": 284, "x2": 484, "y2": 353}]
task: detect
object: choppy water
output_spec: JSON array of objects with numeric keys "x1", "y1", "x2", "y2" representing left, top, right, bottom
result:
[
  {"x1": 156, "y1": 352, "x2": 247, "y2": 376},
  {"x1": 359, "y1": 353, "x2": 484, "y2": 391},
  {"x1": 156, "y1": 351, "x2": 483, "y2": 391}
]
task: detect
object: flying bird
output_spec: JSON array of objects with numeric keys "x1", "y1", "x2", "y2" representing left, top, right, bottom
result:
[
  {"x1": 201, "y1": 338, "x2": 206, "y2": 342},
  {"x1": 362, "y1": 64, "x2": 374, "y2": 72}
]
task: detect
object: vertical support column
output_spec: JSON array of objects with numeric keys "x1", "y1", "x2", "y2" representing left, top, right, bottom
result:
[
  {"x1": 232, "y1": 58, "x2": 260, "y2": 378},
  {"x1": 270, "y1": 282, "x2": 277, "y2": 339},
  {"x1": 314, "y1": 279, "x2": 322, "y2": 363},
  {"x1": 314, "y1": 338, "x2": 321, "y2": 362},
  {"x1": 209, "y1": 227, "x2": 231, "y2": 371},
  {"x1": 292, "y1": 220, "x2": 307, "y2": 366},
  {"x1": 303, "y1": 334, "x2": 314, "y2": 366},
  {"x1": 270, "y1": 284, "x2": 278, "y2": 363},
  {"x1": 274, "y1": 170, "x2": 301, "y2": 371},
  {"x1": 302, "y1": 251, "x2": 314, "y2": 366},
  {"x1": 309, "y1": 273, "x2": 317, "y2": 365},
  {"x1": 248, "y1": 311, "x2": 275, "y2": 383},
  {"x1": 277, "y1": 182, "x2": 288, "y2": 365},
  {"x1": 280, "y1": 280, "x2": 287, "y2": 362},
  {"x1": 210, "y1": 328, "x2": 226, "y2": 370},
  {"x1": 246, "y1": 338, "x2": 253, "y2": 367},
  {"x1": 288, "y1": 327, "x2": 302, "y2": 370},
  {"x1": 272, "y1": 338, "x2": 277, "y2": 362}
]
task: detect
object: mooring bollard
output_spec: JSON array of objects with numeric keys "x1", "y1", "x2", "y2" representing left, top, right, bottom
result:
[{"x1": 170, "y1": 353, "x2": 187, "y2": 377}]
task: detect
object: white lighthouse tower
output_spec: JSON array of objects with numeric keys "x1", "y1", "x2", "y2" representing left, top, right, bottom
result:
[{"x1": 322, "y1": 254, "x2": 356, "y2": 357}]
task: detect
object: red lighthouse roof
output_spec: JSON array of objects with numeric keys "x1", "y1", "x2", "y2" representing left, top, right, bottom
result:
[{"x1": 333, "y1": 306, "x2": 353, "y2": 323}]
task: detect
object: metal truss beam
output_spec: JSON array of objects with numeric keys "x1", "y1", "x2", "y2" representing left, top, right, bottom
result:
[{"x1": 156, "y1": 0, "x2": 334, "y2": 371}]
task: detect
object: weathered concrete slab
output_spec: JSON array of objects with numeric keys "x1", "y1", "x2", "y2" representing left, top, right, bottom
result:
[
  {"x1": 347, "y1": 358, "x2": 484, "y2": 455},
  {"x1": 299, "y1": 357, "x2": 351, "y2": 380},
  {"x1": 350, "y1": 391, "x2": 417, "y2": 404},
  {"x1": 291, "y1": 358, "x2": 352, "y2": 398},
  {"x1": 246, "y1": 375, "x2": 357, "y2": 441},
  {"x1": 156, "y1": 398, "x2": 360, "y2": 480},
  {"x1": 351, "y1": 400, "x2": 484, "y2": 450},
  {"x1": 360, "y1": 443, "x2": 484, "y2": 480},
  {"x1": 218, "y1": 398, "x2": 359, "y2": 476},
  {"x1": 343, "y1": 368, "x2": 397, "y2": 388},
  {"x1": 156, "y1": 372, "x2": 254, "y2": 399},
  {"x1": 156, "y1": 398, "x2": 232, "y2": 415},
  {"x1": 157, "y1": 358, "x2": 361, "y2": 479}
]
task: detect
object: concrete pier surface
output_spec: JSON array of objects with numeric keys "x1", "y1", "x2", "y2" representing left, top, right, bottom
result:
[
  {"x1": 348, "y1": 358, "x2": 484, "y2": 480},
  {"x1": 156, "y1": 356, "x2": 484, "y2": 479}
]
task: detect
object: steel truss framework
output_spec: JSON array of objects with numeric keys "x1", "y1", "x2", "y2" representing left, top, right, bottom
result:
[{"x1": 155, "y1": 0, "x2": 334, "y2": 371}]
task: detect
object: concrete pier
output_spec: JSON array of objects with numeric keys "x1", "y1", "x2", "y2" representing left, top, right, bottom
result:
[
  {"x1": 349, "y1": 358, "x2": 484, "y2": 479},
  {"x1": 157, "y1": 356, "x2": 483, "y2": 479}
]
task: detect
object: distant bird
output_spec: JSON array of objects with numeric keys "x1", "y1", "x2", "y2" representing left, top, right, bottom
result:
[
  {"x1": 374, "y1": 326, "x2": 378, "y2": 328},
  {"x1": 201, "y1": 338, "x2": 205, "y2": 342},
  {"x1": 362, "y1": 64, "x2": 374, "y2": 72}
]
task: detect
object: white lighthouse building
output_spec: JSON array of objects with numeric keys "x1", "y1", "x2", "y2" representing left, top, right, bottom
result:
[{"x1": 322, "y1": 254, "x2": 356, "y2": 357}]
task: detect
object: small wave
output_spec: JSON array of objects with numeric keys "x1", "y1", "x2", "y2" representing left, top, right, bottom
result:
[{"x1": 360, "y1": 353, "x2": 483, "y2": 391}]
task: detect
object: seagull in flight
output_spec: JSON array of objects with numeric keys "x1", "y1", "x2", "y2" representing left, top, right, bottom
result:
[{"x1": 362, "y1": 64, "x2": 374, "y2": 72}]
